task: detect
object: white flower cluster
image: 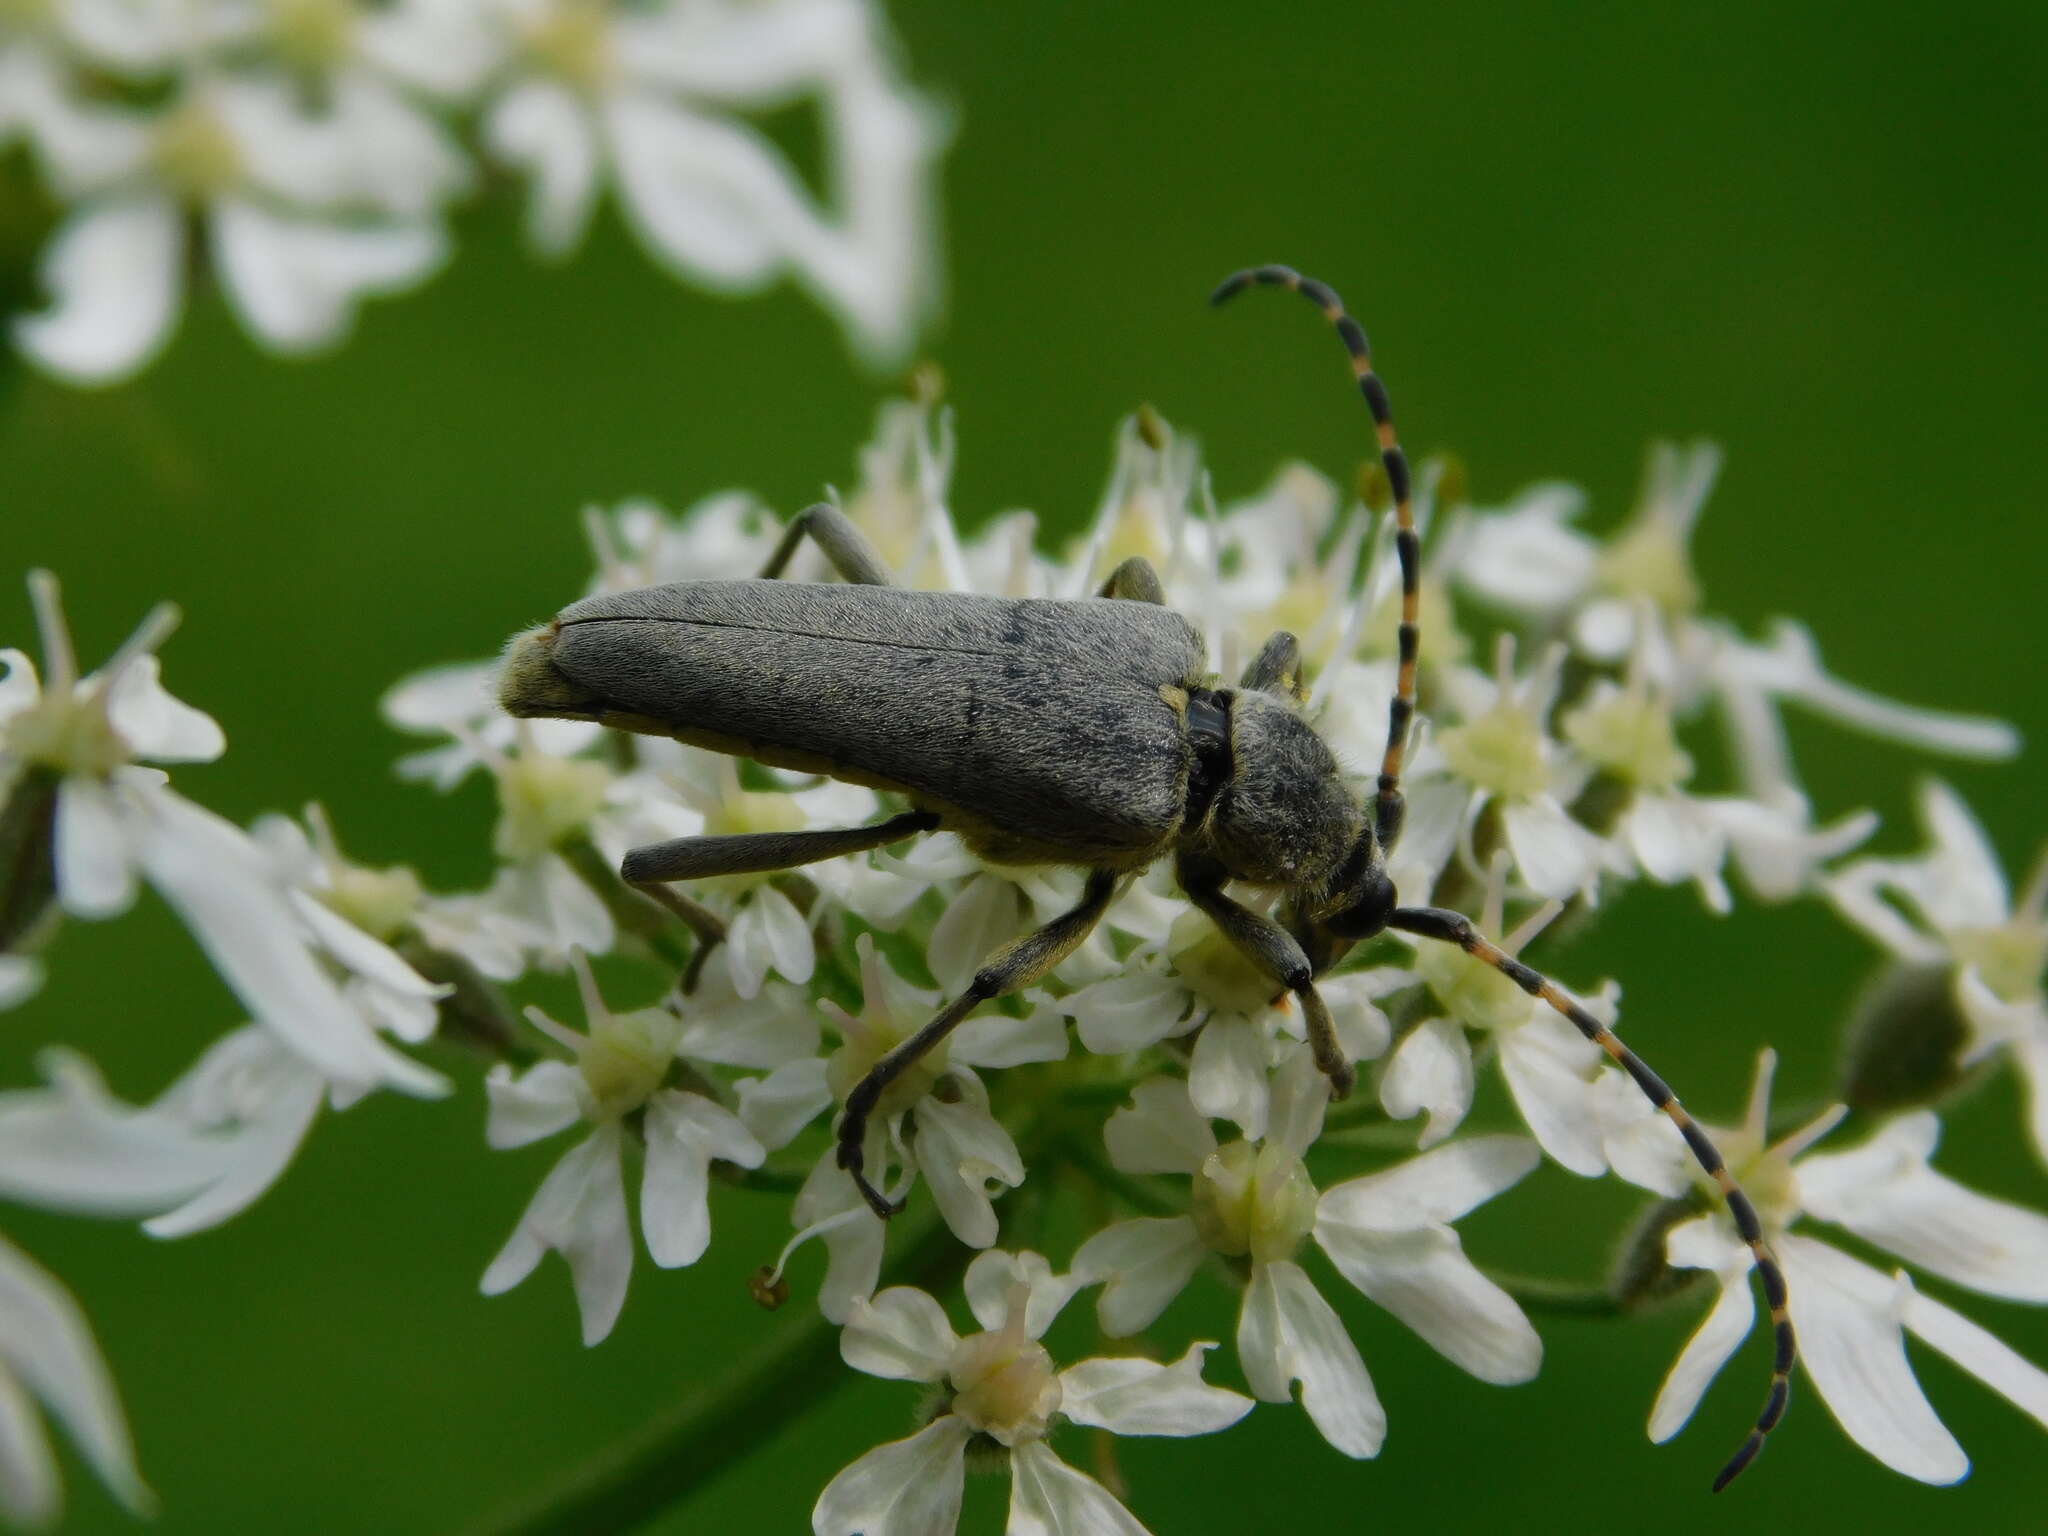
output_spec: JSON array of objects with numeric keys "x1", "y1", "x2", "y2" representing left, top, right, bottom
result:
[
  {"x1": 1, "y1": 394, "x2": 2043, "y2": 1528},
  {"x1": 0, "y1": 0, "x2": 942, "y2": 383}
]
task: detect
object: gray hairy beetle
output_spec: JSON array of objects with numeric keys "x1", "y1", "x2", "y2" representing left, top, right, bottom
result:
[{"x1": 500, "y1": 266, "x2": 1792, "y2": 1489}]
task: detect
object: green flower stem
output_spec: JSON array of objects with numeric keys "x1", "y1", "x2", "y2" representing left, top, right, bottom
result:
[
  {"x1": 396, "y1": 936, "x2": 535, "y2": 1066},
  {"x1": 0, "y1": 766, "x2": 59, "y2": 955},
  {"x1": 558, "y1": 834, "x2": 706, "y2": 974},
  {"x1": 469, "y1": 1211, "x2": 970, "y2": 1536},
  {"x1": 1484, "y1": 1270, "x2": 1624, "y2": 1318}
]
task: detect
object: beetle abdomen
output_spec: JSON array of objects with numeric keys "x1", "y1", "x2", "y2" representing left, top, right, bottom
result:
[{"x1": 536, "y1": 581, "x2": 1206, "y2": 867}]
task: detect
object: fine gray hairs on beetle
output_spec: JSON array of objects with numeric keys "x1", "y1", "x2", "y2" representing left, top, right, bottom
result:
[{"x1": 497, "y1": 264, "x2": 1793, "y2": 1490}]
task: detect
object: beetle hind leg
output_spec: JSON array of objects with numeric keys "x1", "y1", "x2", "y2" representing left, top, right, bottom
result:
[
  {"x1": 620, "y1": 810, "x2": 939, "y2": 885},
  {"x1": 758, "y1": 502, "x2": 894, "y2": 585},
  {"x1": 837, "y1": 869, "x2": 1119, "y2": 1217}
]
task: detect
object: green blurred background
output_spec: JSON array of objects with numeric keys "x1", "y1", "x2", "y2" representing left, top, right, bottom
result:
[{"x1": 4, "y1": 2, "x2": 2046, "y2": 1531}]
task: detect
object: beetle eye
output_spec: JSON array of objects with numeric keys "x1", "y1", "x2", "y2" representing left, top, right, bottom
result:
[{"x1": 1327, "y1": 866, "x2": 1396, "y2": 939}]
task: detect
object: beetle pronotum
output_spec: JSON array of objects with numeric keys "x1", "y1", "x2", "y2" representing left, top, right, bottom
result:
[{"x1": 499, "y1": 265, "x2": 1791, "y2": 1488}]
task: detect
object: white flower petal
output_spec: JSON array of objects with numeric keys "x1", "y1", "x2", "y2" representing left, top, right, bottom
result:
[
  {"x1": 288, "y1": 889, "x2": 439, "y2": 1003},
  {"x1": 1059, "y1": 1342, "x2": 1252, "y2": 1438},
  {"x1": 642, "y1": 1092, "x2": 762, "y2": 1269},
  {"x1": 1798, "y1": 1111, "x2": 2048, "y2": 1302},
  {"x1": 1648, "y1": 1266, "x2": 1755, "y2": 1442},
  {"x1": 1188, "y1": 1013, "x2": 1268, "y2": 1141},
  {"x1": 484, "y1": 1061, "x2": 584, "y2": 1150},
  {"x1": 481, "y1": 1128, "x2": 631, "y2": 1347},
  {"x1": 1502, "y1": 796, "x2": 1602, "y2": 900},
  {"x1": 964, "y1": 1250, "x2": 1079, "y2": 1339},
  {"x1": 211, "y1": 199, "x2": 445, "y2": 353},
  {"x1": 13, "y1": 194, "x2": 182, "y2": 383},
  {"x1": 812, "y1": 1417, "x2": 967, "y2": 1536},
  {"x1": 1237, "y1": 1259, "x2": 1384, "y2": 1458},
  {"x1": 913, "y1": 1092, "x2": 1024, "y2": 1250},
  {"x1": 951, "y1": 1003, "x2": 1069, "y2": 1068},
  {"x1": 793, "y1": 1147, "x2": 886, "y2": 1325},
  {"x1": 1377, "y1": 1017, "x2": 1472, "y2": 1149},
  {"x1": 53, "y1": 777, "x2": 138, "y2": 919},
  {"x1": 0, "y1": 1234, "x2": 151, "y2": 1515},
  {"x1": 840, "y1": 1288, "x2": 958, "y2": 1383},
  {"x1": 1498, "y1": 1017, "x2": 1608, "y2": 1177},
  {"x1": 1104, "y1": 1079, "x2": 1215, "y2": 1176},
  {"x1": 141, "y1": 1061, "x2": 324, "y2": 1239},
  {"x1": 0, "y1": 1368, "x2": 58, "y2": 1528},
  {"x1": 0, "y1": 955, "x2": 43, "y2": 1010},
  {"x1": 604, "y1": 93, "x2": 788, "y2": 285},
  {"x1": 1264, "y1": 1045, "x2": 1331, "y2": 1158},
  {"x1": 1007, "y1": 1440, "x2": 1147, "y2": 1536},
  {"x1": 927, "y1": 874, "x2": 1022, "y2": 996},
  {"x1": 1900, "y1": 1278, "x2": 2048, "y2": 1431},
  {"x1": 1064, "y1": 972, "x2": 1192, "y2": 1055},
  {"x1": 1072, "y1": 1217, "x2": 1205, "y2": 1337},
  {"x1": 1781, "y1": 1235, "x2": 1967, "y2": 1485},
  {"x1": 734, "y1": 1056, "x2": 833, "y2": 1152},
  {"x1": 1317, "y1": 1135, "x2": 1540, "y2": 1232},
  {"x1": 102, "y1": 655, "x2": 224, "y2": 763},
  {"x1": 1313, "y1": 1222, "x2": 1541, "y2": 1384}
]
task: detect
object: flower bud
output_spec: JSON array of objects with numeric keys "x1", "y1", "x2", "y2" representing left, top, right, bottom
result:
[{"x1": 1836, "y1": 961, "x2": 1973, "y2": 1115}]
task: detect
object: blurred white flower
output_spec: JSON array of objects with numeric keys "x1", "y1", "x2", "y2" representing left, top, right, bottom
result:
[
  {"x1": 478, "y1": 0, "x2": 942, "y2": 361},
  {"x1": 1828, "y1": 780, "x2": 2048, "y2": 1159},
  {"x1": 0, "y1": 1232, "x2": 152, "y2": 1528},
  {"x1": 815, "y1": 1248, "x2": 1251, "y2": 1536},
  {"x1": 1608, "y1": 1050, "x2": 2048, "y2": 1483},
  {"x1": 1077, "y1": 1057, "x2": 1541, "y2": 1458}
]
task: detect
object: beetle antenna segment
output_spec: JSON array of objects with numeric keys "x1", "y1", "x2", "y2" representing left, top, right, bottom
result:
[
  {"x1": 1386, "y1": 904, "x2": 1793, "y2": 1491},
  {"x1": 1210, "y1": 265, "x2": 1417, "y2": 850}
]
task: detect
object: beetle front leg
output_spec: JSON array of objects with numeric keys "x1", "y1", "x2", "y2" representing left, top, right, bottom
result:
[
  {"x1": 837, "y1": 868, "x2": 1119, "y2": 1217},
  {"x1": 1175, "y1": 851, "x2": 1354, "y2": 1096},
  {"x1": 759, "y1": 501, "x2": 894, "y2": 585}
]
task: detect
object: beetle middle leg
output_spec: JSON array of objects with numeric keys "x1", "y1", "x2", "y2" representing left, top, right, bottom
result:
[
  {"x1": 1239, "y1": 630, "x2": 1305, "y2": 701},
  {"x1": 621, "y1": 810, "x2": 939, "y2": 884},
  {"x1": 1098, "y1": 555, "x2": 1166, "y2": 604},
  {"x1": 837, "y1": 868, "x2": 1119, "y2": 1217},
  {"x1": 1175, "y1": 850, "x2": 1354, "y2": 1096},
  {"x1": 758, "y1": 501, "x2": 894, "y2": 586}
]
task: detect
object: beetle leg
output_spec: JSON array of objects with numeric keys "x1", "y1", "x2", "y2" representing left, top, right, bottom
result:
[
  {"x1": 837, "y1": 869, "x2": 1119, "y2": 1218},
  {"x1": 1175, "y1": 851, "x2": 1354, "y2": 1096},
  {"x1": 1098, "y1": 556, "x2": 1166, "y2": 604},
  {"x1": 758, "y1": 502, "x2": 894, "y2": 585},
  {"x1": 1239, "y1": 629, "x2": 1305, "y2": 701},
  {"x1": 621, "y1": 810, "x2": 939, "y2": 884}
]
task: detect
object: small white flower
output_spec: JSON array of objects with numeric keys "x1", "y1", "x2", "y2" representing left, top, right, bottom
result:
[
  {"x1": 1425, "y1": 634, "x2": 1611, "y2": 900},
  {"x1": 478, "y1": 0, "x2": 943, "y2": 362},
  {"x1": 0, "y1": 1231, "x2": 153, "y2": 1527},
  {"x1": 1612, "y1": 1050, "x2": 2048, "y2": 1483},
  {"x1": 1077, "y1": 1057, "x2": 1541, "y2": 1458},
  {"x1": 1828, "y1": 780, "x2": 2048, "y2": 1159},
  {"x1": 815, "y1": 1248, "x2": 1251, "y2": 1536},
  {"x1": 1, "y1": 574, "x2": 443, "y2": 1097},
  {"x1": 481, "y1": 949, "x2": 786, "y2": 1344},
  {"x1": 1383, "y1": 855, "x2": 1618, "y2": 1174}
]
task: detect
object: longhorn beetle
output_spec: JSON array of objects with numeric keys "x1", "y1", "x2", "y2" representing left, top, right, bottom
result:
[{"x1": 498, "y1": 265, "x2": 1792, "y2": 1489}]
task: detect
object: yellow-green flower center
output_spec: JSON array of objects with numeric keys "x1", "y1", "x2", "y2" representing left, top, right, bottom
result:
[
  {"x1": 578, "y1": 1008, "x2": 676, "y2": 1120},
  {"x1": 1952, "y1": 920, "x2": 2047, "y2": 1006},
  {"x1": 524, "y1": 0, "x2": 615, "y2": 91},
  {"x1": 1191, "y1": 1139, "x2": 1318, "y2": 1262},
  {"x1": 1562, "y1": 689, "x2": 1691, "y2": 789},
  {"x1": 1415, "y1": 938, "x2": 1529, "y2": 1036},
  {"x1": 494, "y1": 753, "x2": 611, "y2": 859},
  {"x1": 268, "y1": 0, "x2": 357, "y2": 69},
  {"x1": 4, "y1": 687, "x2": 129, "y2": 777},
  {"x1": 1167, "y1": 908, "x2": 1278, "y2": 1016},
  {"x1": 321, "y1": 863, "x2": 425, "y2": 945},
  {"x1": 1596, "y1": 522, "x2": 1699, "y2": 615},
  {"x1": 1436, "y1": 698, "x2": 1549, "y2": 800},
  {"x1": 153, "y1": 101, "x2": 243, "y2": 201},
  {"x1": 946, "y1": 1328, "x2": 1061, "y2": 1444}
]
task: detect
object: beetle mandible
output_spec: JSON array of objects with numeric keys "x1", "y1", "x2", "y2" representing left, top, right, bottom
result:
[{"x1": 498, "y1": 265, "x2": 1792, "y2": 1489}]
